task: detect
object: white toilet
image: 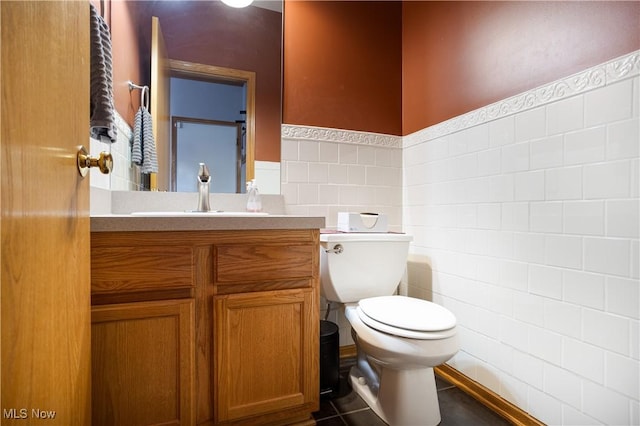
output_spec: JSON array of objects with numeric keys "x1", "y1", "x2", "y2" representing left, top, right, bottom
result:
[{"x1": 320, "y1": 232, "x2": 459, "y2": 426}]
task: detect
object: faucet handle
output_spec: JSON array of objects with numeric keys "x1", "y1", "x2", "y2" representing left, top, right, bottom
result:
[{"x1": 198, "y1": 163, "x2": 211, "y2": 183}]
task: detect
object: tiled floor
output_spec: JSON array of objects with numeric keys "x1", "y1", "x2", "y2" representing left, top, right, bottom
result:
[{"x1": 314, "y1": 358, "x2": 511, "y2": 426}]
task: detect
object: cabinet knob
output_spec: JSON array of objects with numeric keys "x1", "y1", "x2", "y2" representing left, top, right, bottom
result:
[{"x1": 77, "y1": 145, "x2": 113, "y2": 177}]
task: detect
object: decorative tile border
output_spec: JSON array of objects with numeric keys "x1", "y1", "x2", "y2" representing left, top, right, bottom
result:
[
  {"x1": 404, "y1": 50, "x2": 640, "y2": 147},
  {"x1": 281, "y1": 123, "x2": 402, "y2": 148}
]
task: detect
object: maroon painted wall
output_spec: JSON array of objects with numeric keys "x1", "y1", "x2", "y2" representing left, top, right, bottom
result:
[
  {"x1": 283, "y1": 1, "x2": 403, "y2": 135},
  {"x1": 283, "y1": 1, "x2": 640, "y2": 137},
  {"x1": 110, "y1": 1, "x2": 143, "y2": 127},
  {"x1": 402, "y1": 1, "x2": 640, "y2": 134}
]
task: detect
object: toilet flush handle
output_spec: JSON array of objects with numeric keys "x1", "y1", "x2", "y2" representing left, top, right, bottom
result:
[{"x1": 325, "y1": 244, "x2": 343, "y2": 254}]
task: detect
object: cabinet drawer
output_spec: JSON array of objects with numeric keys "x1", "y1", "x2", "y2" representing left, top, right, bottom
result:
[
  {"x1": 91, "y1": 245, "x2": 194, "y2": 294},
  {"x1": 215, "y1": 243, "x2": 316, "y2": 284}
]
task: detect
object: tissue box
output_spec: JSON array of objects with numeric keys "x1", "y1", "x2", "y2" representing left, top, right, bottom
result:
[{"x1": 337, "y1": 212, "x2": 388, "y2": 233}]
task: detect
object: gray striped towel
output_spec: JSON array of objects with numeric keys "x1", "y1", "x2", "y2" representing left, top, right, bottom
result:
[
  {"x1": 131, "y1": 106, "x2": 158, "y2": 174},
  {"x1": 89, "y1": 3, "x2": 117, "y2": 144}
]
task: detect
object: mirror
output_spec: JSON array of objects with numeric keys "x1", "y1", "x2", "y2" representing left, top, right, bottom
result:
[{"x1": 109, "y1": 0, "x2": 282, "y2": 193}]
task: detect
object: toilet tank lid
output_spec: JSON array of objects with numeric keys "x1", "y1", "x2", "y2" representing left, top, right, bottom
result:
[
  {"x1": 359, "y1": 296, "x2": 456, "y2": 332},
  {"x1": 320, "y1": 232, "x2": 413, "y2": 243}
]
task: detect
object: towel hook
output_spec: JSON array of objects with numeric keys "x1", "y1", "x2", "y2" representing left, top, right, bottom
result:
[
  {"x1": 140, "y1": 86, "x2": 149, "y2": 110},
  {"x1": 128, "y1": 81, "x2": 145, "y2": 91},
  {"x1": 128, "y1": 81, "x2": 150, "y2": 110}
]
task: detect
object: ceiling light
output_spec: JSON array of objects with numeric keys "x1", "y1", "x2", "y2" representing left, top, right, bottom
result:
[{"x1": 221, "y1": 0, "x2": 254, "y2": 8}]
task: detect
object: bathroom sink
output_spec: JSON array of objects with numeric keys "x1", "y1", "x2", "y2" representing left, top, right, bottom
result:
[{"x1": 130, "y1": 211, "x2": 269, "y2": 217}]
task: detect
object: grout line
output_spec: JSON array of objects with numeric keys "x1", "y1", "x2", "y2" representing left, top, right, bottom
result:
[
  {"x1": 437, "y1": 384, "x2": 457, "y2": 392},
  {"x1": 328, "y1": 401, "x2": 340, "y2": 414},
  {"x1": 339, "y1": 407, "x2": 371, "y2": 416}
]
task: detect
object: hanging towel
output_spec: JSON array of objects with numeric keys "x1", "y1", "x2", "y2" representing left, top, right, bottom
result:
[
  {"x1": 131, "y1": 106, "x2": 158, "y2": 174},
  {"x1": 89, "y1": 3, "x2": 117, "y2": 144}
]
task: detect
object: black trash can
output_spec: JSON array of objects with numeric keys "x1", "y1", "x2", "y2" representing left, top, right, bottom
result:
[{"x1": 320, "y1": 320, "x2": 340, "y2": 398}]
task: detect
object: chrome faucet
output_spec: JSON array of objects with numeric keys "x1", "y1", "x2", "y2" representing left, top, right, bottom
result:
[{"x1": 196, "y1": 163, "x2": 211, "y2": 212}]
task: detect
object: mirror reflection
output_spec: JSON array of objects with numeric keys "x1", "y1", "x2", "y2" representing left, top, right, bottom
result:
[{"x1": 108, "y1": 0, "x2": 282, "y2": 193}]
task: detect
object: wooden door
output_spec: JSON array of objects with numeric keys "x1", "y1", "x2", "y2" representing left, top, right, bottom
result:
[
  {"x1": 1, "y1": 1, "x2": 91, "y2": 424},
  {"x1": 151, "y1": 16, "x2": 171, "y2": 191},
  {"x1": 214, "y1": 289, "x2": 318, "y2": 423}
]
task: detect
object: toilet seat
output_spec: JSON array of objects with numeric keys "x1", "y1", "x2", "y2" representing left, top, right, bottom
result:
[{"x1": 357, "y1": 296, "x2": 456, "y2": 340}]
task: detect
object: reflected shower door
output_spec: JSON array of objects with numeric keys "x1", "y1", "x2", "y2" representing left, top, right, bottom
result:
[{"x1": 173, "y1": 118, "x2": 242, "y2": 193}]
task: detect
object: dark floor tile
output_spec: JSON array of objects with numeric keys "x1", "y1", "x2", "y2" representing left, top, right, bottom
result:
[
  {"x1": 331, "y1": 386, "x2": 368, "y2": 414},
  {"x1": 314, "y1": 398, "x2": 339, "y2": 420},
  {"x1": 342, "y1": 408, "x2": 388, "y2": 426},
  {"x1": 438, "y1": 387, "x2": 511, "y2": 426}
]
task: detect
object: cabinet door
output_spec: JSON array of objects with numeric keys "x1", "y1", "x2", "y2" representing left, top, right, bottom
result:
[
  {"x1": 92, "y1": 299, "x2": 195, "y2": 426},
  {"x1": 214, "y1": 289, "x2": 318, "y2": 423}
]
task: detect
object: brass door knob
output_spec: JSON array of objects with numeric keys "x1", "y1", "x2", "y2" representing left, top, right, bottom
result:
[{"x1": 77, "y1": 145, "x2": 113, "y2": 177}]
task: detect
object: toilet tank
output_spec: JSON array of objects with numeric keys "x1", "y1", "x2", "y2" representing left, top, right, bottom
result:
[{"x1": 320, "y1": 233, "x2": 412, "y2": 303}]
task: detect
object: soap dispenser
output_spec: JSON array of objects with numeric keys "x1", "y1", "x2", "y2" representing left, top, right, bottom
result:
[{"x1": 246, "y1": 179, "x2": 262, "y2": 212}]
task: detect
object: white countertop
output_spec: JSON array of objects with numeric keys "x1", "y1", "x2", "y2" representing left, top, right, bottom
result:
[{"x1": 91, "y1": 214, "x2": 326, "y2": 232}]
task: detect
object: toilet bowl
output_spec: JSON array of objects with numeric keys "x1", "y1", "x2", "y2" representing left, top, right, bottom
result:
[
  {"x1": 344, "y1": 297, "x2": 458, "y2": 426},
  {"x1": 319, "y1": 233, "x2": 459, "y2": 426}
]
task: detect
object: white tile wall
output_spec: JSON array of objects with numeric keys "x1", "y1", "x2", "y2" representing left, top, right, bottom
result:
[
  {"x1": 403, "y1": 51, "x2": 640, "y2": 425},
  {"x1": 90, "y1": 111, "x2": 137, "y2": 190},
  {"x1": 280, "y1": 125, "x2": 403, "y2": 231},
  {"x1": 254, "y1": 160, "x2": 281, "y2": 194}
]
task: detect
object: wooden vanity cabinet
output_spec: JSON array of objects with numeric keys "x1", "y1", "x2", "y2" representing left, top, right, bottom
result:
[{"x1": 90, "y1": 229, "x2": 320, "y2": 426}]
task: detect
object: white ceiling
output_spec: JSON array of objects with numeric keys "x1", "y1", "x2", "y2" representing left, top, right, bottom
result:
[{"x1": 252, "y1": 0, "x2": 282, "y2": 13}]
